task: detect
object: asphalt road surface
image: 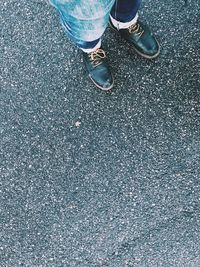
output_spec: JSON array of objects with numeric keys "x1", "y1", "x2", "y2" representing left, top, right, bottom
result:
[{"x1": 1, "y1": 0, "x2": 200, "y2": 266}]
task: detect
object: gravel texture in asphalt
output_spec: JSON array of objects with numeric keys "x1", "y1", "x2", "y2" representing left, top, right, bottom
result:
[{"x1": 1, "y1": 0, "x2": 200, "y2": 266}]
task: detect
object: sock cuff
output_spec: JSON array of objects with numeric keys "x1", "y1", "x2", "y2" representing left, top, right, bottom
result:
[
  {"x1": 110, "y1": 13, "x2": 138, "y2": 30},
  {"x1": 80, "y1": 39, "x2": 102, "y2": 53}
]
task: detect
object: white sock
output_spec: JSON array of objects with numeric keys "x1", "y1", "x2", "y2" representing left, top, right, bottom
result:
[
  {"x1": 81, "y1": 39, "x2": 102, "y2": 53},
  {"x1": 110, "y1": 13, "x2": 138, "y2": 30}
]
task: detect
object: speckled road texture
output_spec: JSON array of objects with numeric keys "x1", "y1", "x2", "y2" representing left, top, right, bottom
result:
[{"x1": 1, "y1": 0, "x2": 200, "y2": 266}]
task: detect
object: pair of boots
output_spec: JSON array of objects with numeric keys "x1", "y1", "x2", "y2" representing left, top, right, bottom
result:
[{"x1": 82, "y1": 18, "x2": 160, "y2": 91}]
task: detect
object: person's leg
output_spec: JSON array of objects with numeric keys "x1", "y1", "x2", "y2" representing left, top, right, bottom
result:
[
  {"x1": 109, "y1": 0, "x2": 160, "y2": 59},
  {"x1": 49, "y1": 0, "x2": 115, "y2": 90},
  {"x1": 49, "y1": 0, "x2": 114, "y2": 50}
]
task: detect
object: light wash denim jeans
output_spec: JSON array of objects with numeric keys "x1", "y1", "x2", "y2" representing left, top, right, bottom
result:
[{"x1": 49, "y1": 0, "x2": 141, "y2": 49}]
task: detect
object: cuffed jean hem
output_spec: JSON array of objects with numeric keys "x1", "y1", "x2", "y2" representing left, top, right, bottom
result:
[
  {"x1": 59, "y1": 11, "x2": 111, "y2": 49},
  {"x1": 50, "y1": 0, "x2": 115, "y2": 49}
]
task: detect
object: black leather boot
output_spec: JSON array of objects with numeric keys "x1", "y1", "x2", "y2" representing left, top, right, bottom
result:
[
  {"x1": 82, "y1": 48, "x2": 114, "y2": 91},
  {"x1": 110, "y1": 19, "x2": 160, "y2": 59}
]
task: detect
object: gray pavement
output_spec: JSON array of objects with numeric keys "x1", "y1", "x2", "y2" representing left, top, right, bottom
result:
[{"x1": 1, "y1": 0, "x2": 200, "y2": 266}]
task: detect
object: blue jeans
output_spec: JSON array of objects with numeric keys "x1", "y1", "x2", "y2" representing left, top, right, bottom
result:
[{"x1": 49, "y1": 0, "x2": 141, "y2": 49}]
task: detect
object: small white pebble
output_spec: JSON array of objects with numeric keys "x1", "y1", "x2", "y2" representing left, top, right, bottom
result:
[{"x1": 75, "y1": 121, "x2": 81, "y2": 127}]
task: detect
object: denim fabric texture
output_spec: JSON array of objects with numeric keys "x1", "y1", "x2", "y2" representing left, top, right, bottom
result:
[{"x1": 49, "y1": 0, "x2": 141, "y2": 49}]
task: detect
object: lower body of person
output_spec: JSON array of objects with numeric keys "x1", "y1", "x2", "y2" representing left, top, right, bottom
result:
[{"x1": 49, "y1": 0, "x2": 160, "y2": 90}]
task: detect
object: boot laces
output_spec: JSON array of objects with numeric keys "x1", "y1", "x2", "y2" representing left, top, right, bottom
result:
[
  {"x1": 89, "y1": 48, "x2": 106, "y2": 66},
  {"x1": 128, "y1": 22, "x2": 144, "y2": 37}
]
